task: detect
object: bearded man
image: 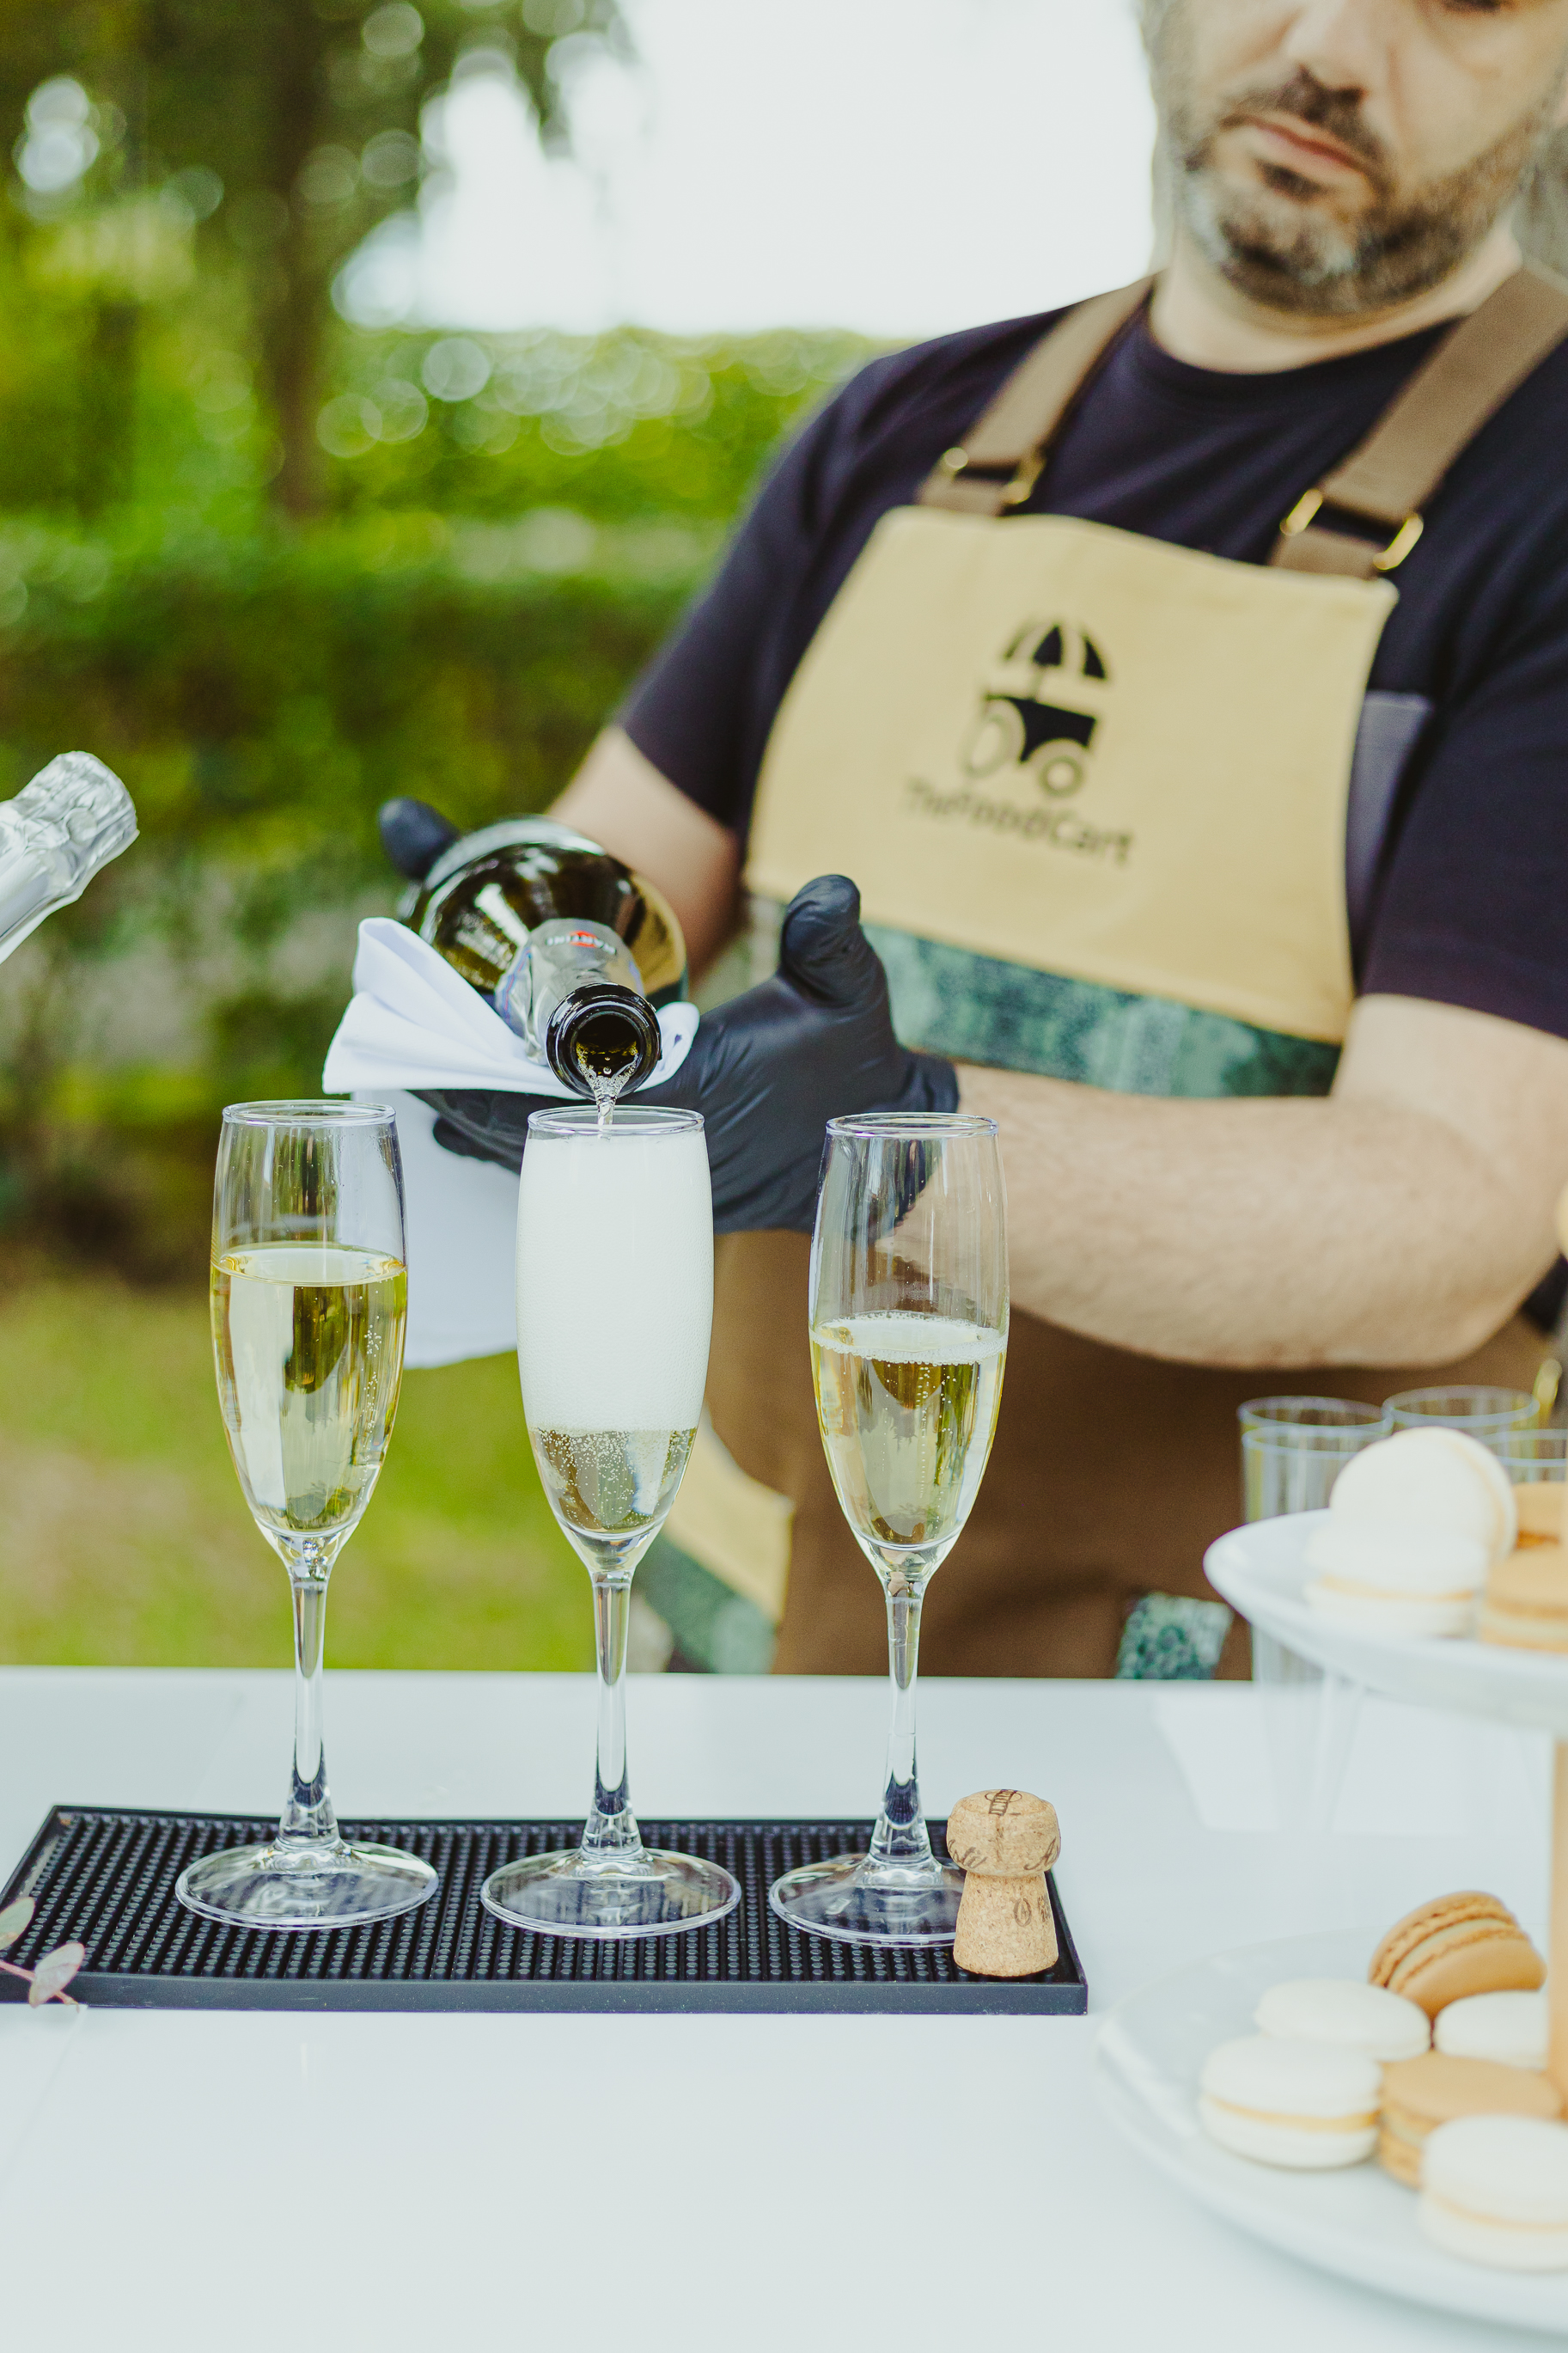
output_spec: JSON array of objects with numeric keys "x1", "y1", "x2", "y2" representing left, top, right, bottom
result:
[{"x1": 420, "y1": 0, "x2": 1568, "y2": 1679}]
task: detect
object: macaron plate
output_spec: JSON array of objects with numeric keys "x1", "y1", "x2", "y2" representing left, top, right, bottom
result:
[
  {"x1": 1093, "y1": 1928, "x2": 1568, "y2": 2333},
  {"x1": 1205, "y1": 1511, "x2": 1568, "y2": 1738}
]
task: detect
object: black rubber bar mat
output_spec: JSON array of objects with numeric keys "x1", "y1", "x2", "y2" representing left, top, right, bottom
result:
[{"x1": 0, "y1": 1806, "x2": 1088, "y2": 2015}]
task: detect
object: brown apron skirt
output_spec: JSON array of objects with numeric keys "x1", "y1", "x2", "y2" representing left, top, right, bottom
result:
[{"x1": 707, "y1": 1232, "x2": 1553, "y2": 1679}]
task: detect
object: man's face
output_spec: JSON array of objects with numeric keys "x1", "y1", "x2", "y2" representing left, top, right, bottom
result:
[{"x1": 1147, "y1": 0, "x2": 1568, "y2": 314}]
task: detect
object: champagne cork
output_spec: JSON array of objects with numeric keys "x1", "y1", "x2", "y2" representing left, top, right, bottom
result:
[{"x1": 946, "y1": 1788, "x2": 1060, "y2": 1978}]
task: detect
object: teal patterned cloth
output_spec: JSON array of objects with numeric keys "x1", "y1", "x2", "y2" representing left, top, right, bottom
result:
[
  {"x1": 863, "y1": 926, "x2": 1340, "y2": 1100},
  {"x1": 637, "y1": 1533, "x2": 776, "y2": 1674},
  {"x1": 1114, "y1": 1594, "x2": 1234, "y2": 1681}
]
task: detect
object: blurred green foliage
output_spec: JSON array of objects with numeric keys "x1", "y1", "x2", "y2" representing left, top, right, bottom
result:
[
  {"x1": 0, "y1": 329, "x2": 863, "y2": 1273},
  {"x1": 0, "y1": 0, "x2": 633, "y2": 510},
  {"x1": 0, "y1": 9, "x2": 876, "y2": 1280}
]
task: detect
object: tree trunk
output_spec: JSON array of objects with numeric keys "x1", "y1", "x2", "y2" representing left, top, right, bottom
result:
[{"x1": 257, "y1": 5, "x2": 328, "y2": 518}]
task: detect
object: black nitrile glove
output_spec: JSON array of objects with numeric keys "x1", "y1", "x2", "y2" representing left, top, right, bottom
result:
[{"x1": 421, "y1": 874, "x2": 959, "y2": 1232}]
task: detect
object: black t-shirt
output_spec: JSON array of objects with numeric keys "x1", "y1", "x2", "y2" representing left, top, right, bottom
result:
[{"x1": 622, "y1": 305, "x2": 1568, "y2": 1041}]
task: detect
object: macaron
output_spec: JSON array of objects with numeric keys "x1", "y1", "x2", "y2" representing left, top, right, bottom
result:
[
  {"x1": 1254, "y1": 1977, "x2": 1430, "y2": 2062},
  {"x1": 1480, "y1": 1544, "x2": 1568, "y2": 1653},
  {"x1": 1377, "y1": 2050, "x2": 1562, "y2": 2186},
  {"x1": 1198, "y1": 2035, "x2": 1381, "y2": 2169},
  {"x1": 1370, "y1": 1892, "x2": 1546, "y2": 2018},
  {"x1": 1303, "y1": 1520, "x2": 1486, "y2": 1637},
  {"x1": 1420, "y1": 2116, "x2": 1568, "y2": 2270},
  {"x1": 1437, "y1": 1989, "x2": 1551, "y2": 2072},
  {"x1": 1330, "y1": 1427, "x2": 1516, "y2": 1566},
  {"x1": 1510, "y1": 1481, "x2": 1565, "y2": 1546}
]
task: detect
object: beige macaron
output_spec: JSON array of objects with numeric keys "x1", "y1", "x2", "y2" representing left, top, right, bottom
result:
[
  {"x1": 1421, "y1": 2116, "x2": 1568, "y2": 2270},
  {"x1": 1481, "y1": 1544, "x2": 1568, "y2": 1653},
  {"x1": 1378, "y1": 2050, "x2": 1563, "y2": 2187},
  {"x1": 1303, "y1": 1521, "x2": 1486, "y2": 1638},
  {"x1": 1199, "y1": 2036, "x2": 1382, "y2": 2170},
  {"x1": 1436, "y1": 1989, "x2": 1551, "y2": 2073},
  {"x1": 1511, "y1": 1481, "x2": 1565, "y2": 1546},
  {"x1": 1329, "y1": 1427, "x2": 1516, "y2": 1566},
  {"x1": 1370, "y1": 1892, "x2": 1546, "y2": 2019},
  {"x1": 1254, "y1": 1977, "x2": 1429, "y2": 2062}
]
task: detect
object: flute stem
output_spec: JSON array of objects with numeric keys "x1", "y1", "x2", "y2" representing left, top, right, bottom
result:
[
  {"x1": 580, "y1": 1572, "x2": 644, "y2": 1865},
  {"x1": 278, "y1": 1543, "x2": 342, "y2": 1855},
  {"x1": 867, "y1": 1567, "x2": 937, "y2": 1877}
]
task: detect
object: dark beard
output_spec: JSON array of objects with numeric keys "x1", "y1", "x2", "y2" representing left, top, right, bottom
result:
[{"x1": 1150, "y1": 34, "x2": 1555, "y2": 316}]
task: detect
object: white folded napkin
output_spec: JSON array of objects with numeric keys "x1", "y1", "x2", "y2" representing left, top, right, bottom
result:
[
  {"x1": 320, "y1": 920, "x2": 700, "y2": 1366},
  {"x1": 321, "y1": 916, "x2": 699, "y2": 1097}
]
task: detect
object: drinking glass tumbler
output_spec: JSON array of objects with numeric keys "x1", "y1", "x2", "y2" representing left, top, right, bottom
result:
[
  {"x1": 177, "y1": 1101, "x2": 437, "y2": 1931},
  {"x1": 770, "y1": 1113, "x2": 1008, "y2": 1948},
  {"x1": 1384, "y1": 1385, "x2": 1538, "y2": 1443},
  {"x1": 1239, "y1": 1398, "x2": 1389, "y2": 1685},
  {"x1": 1496, "y1": 1427, "x2": 1568, "y2": 1487}
]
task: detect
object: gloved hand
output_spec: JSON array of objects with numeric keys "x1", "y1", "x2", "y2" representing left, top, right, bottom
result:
[{"x1": 421, "y1": 874, "x2": 959, "y2": 1232}]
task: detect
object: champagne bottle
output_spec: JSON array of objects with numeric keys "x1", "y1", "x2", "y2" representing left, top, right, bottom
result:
[
  {"x1": 0, "y1": 752, "x2": 137, "y2": 963},
  {"x1": 379, "y1": 799, "x2": 684, "y2": 1103}
]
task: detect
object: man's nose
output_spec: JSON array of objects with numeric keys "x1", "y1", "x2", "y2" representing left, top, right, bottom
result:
[{"x1": 1278, "y1": 0, "x2": 1394, "y2": 98}]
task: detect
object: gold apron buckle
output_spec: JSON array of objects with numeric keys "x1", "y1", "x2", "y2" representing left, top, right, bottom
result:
[
  {"x1": 937, "y1": 446, "x2": 1045, "y2": 508},
  {"x1": 1000, "y1": 449, "x2": 1046, "y2": 508},
  {"x1": 1278, "y1": 486, "x2": 1425, "y2": 572}
]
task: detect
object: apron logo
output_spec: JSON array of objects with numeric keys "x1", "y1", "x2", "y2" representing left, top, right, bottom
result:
[{"x1": 959, "y1": 620, "x2": 1110, "y2": 799}]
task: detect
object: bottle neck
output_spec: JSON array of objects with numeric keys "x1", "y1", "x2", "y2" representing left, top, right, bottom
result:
[{"x1": 544, "y1": 983, "x2": 663, "y2": 1100}]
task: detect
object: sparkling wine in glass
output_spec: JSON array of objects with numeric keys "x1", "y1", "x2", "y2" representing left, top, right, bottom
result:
[
  {"x1": 771, "y1": 1113, "x2": 1008, "y2": 1947},
  {"x1": 176, "y1": 1101, "x2": 437, "y2": 1931},
  {"x1": 480, "y1": 1104, "x2": 740, "y2": 1938}
]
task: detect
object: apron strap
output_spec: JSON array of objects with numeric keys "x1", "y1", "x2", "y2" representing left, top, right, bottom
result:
[
  {"x1": 918, "y1": 278, "x2": 1154, "y2": 515},
  {"x1": 918, "y1": 261, "x2": 1568, "y2": 570},
  {"x1": 1272, "y1": 260, "x2": 1568, "y2": 578}
]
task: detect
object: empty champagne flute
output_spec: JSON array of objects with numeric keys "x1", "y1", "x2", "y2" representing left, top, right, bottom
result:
[
  {"x1": 480, "y1": 1104, "x2": 740, "y2": 1938},
  {"x1": 770, "y1": 1113, "x2": 1008, "y2": 1947},
  {"x1": 177, "y1": 1101, "x2": 436, "y2": 1929}
]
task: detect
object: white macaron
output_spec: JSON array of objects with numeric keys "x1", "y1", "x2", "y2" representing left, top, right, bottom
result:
[
  {"x1": 1303, "y1": 1519, "x2": 1488, "y2": 1637},
  {"x1": 1435, "y1": 1989, "x2": 1550, "y2": 2072},
  {"x1": 1199, "y1": 2035, "x2": 1381, "y2": 2169},
  {"x1": 1329, "y1": 1427, "x2": 1516, "y2": 1566},
  {"x1": 1254, "y1": 1977, "x2": 1430, "y2": 2062},
  {"x1": 1420, "y1": 2116, "x2": 1568, "y2": 2270}
]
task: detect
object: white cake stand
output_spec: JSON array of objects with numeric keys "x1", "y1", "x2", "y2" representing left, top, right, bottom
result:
[
  {"x1": 1090, "y1": 1509, "x2": 1568, "y2": 2325},
  {"x1": 1205, "y1": 1508, "x2": 1568, "y2": 2093}
]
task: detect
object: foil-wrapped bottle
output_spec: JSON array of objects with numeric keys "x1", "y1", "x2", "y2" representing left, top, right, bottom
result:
[
  {"x1": 0, "y1": 752, "x2": 137, "y2": 963},
  {"x1": 379, "y1": 798, "x2": 685, "y2": 1103}
]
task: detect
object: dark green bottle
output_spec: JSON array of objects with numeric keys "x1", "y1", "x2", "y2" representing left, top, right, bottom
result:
[{"x1": 379, "y1": 800, "x2": 685, "y2": 1100}]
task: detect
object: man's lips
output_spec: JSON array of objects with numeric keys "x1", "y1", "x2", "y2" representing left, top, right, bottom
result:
[{"x1": 1237, "y1": 113, "x2": 1372, "y2": 183}]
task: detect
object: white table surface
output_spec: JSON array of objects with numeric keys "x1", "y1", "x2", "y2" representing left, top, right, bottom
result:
[{"x1": 0, "y1": 1666, "x2": 1554, "y2": 2352}]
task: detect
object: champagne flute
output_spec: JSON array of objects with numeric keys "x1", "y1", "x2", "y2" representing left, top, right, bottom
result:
[
  {"x1": 176, "y1": 1102, "x2": 437, "y2": 1930},
  {"x1": 481, "y1": 1104, "x2": 740, "y2": 1938},
  {"x1": 770, "y1": 1113, "x2": 1008, "y2": 1947}
]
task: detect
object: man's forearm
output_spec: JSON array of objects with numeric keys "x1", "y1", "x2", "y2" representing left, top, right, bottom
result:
[{"x1": 955, "y1": 1004, "x2": 1568, "y2": 1367}]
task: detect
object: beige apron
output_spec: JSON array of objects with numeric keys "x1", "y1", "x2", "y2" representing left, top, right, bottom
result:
[{"x1": 668, "y1": 267, "x2": 1568, "y2": 1679}]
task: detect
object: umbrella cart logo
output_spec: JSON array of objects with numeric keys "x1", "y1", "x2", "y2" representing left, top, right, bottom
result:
[
  {"x1": 961, "y1": 620, "x2": 1108, "y2": 797},
  {"x1": 905, "y1": 619, "x2": 1132, "y2": 865}
]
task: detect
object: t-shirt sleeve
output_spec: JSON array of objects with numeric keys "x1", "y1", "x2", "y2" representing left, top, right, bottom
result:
[
  {"x1": 1363, "y1": 575, "x2": 1568, "y2": 1040},
  {"x1": 618, "y1": 394, "x2": 849, "y2": 831}
]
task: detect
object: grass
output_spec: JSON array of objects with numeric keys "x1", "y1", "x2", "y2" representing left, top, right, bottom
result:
[{"x1": 0, "y1": 1268, "x2": 593, "y2": 1672}]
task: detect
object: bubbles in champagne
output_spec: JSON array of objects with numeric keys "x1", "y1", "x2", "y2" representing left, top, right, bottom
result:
[
  {"x1": 210, "y1": 1244, "x2": 406, "y2": 1545},
  {"x1": 811, "y1": 1311, "x2": 1005, "y2": 1568},
  {"x1": 516, "y1": 1120, "x2": 712, "y2": 1432}
]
